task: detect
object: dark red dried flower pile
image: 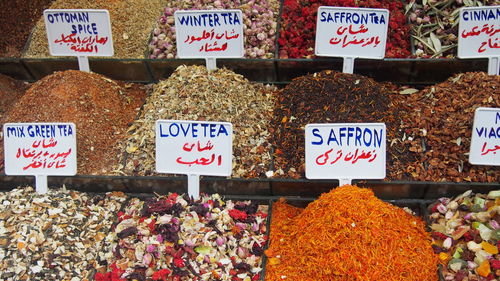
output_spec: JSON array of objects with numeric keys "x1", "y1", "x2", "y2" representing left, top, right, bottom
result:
[{"x1": 278, "y1": 0, "x2": 411, "y2": 58}]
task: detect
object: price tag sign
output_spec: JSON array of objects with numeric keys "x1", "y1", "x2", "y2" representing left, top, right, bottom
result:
[
  {"x1": 3, "y1": 123, "x2": 77, "y2": 193},
  {"x1": 174, "y1": 10, "x2": 244, "y2": 58},
  {"x1": 44, "y1": 9, "x2": 113, "y2": 56},
  {"x1": 315, "y1": 7, "x2": 389, "y2": 59},
  {"x1": 458, "y1": 6, "x2": 500, "y2": 58},
  {"x1": 469, "y1": 107, "x2": 500, "y2": 166},
  {"x1": 305, "y1": 123, "x2": 386, "y2": 182}
]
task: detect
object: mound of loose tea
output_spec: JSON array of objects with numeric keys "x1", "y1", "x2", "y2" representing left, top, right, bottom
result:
[
  {"x1": 265, "y1": 185, "x2": 438, "y2": 281},
  {"x1": 97, "y1": 193, "x2": 268, "y2": 281},
  {"x1": 271, "y1": 70, "x2": 403, "y2": 179},
  {"x1": 394, "y1": 72, "x2": 500, "y2": 182},
  {"x1": 117, "y1": 65, "x2": 276, "y2": 178},
  {"x1": 428, "y1": 190, "x2": 500, "y2": 280},
  {"x1": 24, "y1": 0, "x2": 164, "y2": 58},
  {"x1": 1, "y1": 70, "x2": 147, "y2": 175},
  {"x1": 0, "y1": 74, "x2": 28, "y2": 121},
  {"x1": 0, "y1": 186, "x2": 126, "y2": 281}
]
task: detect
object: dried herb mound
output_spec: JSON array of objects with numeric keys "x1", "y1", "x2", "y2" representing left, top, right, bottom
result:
[
  {"x1": 271, "y1": 70, "x2": 400, "y2": 178},
  {"x1": 117, "y1": 65, "x2": 276, "y2": 178},
  {"x1": 265, "y1": 185, "x2": 438, "y2": 281},
  {"x1": 395, "y1": 72, "x2": 500, "y2": 182},
  {"x1": 2, "y1": 70, "x2": 147, "y2": 175}
]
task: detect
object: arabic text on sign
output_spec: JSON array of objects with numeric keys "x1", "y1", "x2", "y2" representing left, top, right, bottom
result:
[
  {"x1": 176, "y1": 140, "x2": 223, "y2": 167},
  {"x1": 158, "y1": 122, "x2": 229, "y2": 138},
  {"x1": 5, "y1": 124, "x2": 73, "y2": 138},
  {"x1": 315, "y1": 148, "x2": 378, "y2": 165},
  {"x1": 16, "y1": 140, "x2": 72, "y2": 171},
  {"x1": 320, "y1": 11, "x2": 386, "y2": 24},
  {"x1": 481, "y1": 142, "x2": 500, "y2": 156},
  {"x1": 310, "y1": 126, "x2": 384, "y2": 148},
  {"x1": 178, "y1": 12, "x2": 241, "y2": 27}
]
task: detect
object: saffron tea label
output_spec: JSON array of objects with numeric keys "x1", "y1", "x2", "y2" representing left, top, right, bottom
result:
[
  {"x1": 458, "y1": 6, "x2": 500, "y2": 58},
  {"x1": 44, "y1": 9, "x2": 114, "y2": 56},
  {"x1": 3, "y1": 123, "x2": 77, "y2": 175},
  {"x1": 315, "y1": 6, "x2": 389, "y2": 58},
  {"x1": 174, "y1": 10, "x2": 244, "y2": 58},
  {"x1": 469, "y1": 107, "x2": 500, "y2": 166},
  {"x1": 155, "y1": 120, "x2": 233, "y2": 176},
  {"x1": 305, "y1": 123, "x2": 386, "y2": 180}
]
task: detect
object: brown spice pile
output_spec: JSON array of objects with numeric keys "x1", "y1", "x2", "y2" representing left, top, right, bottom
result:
[
  {"x1": 265, "y1": 185, "x2": 438, "y2": 281},
  {"x1": 23, "y1": 0, "x2": 164, "y2": 58},
  {"x1": 270, "y1": 70, "x2": 404, "y2": 179},
  {"x1": 116, "y1": 65, "x2": 276, "y2": 178},
  {"x1": 0, "y1": 0, "x2": 53, "y2": 57},
  {"x1": 0, "y1": 74, "x2": 28, "y2": 121},
  {"x1": 394, "y1": 72, "x2": 500, "y2": 182},
  {"x1": 1, "y1": 70, "x2": 147, "y2": 175}
]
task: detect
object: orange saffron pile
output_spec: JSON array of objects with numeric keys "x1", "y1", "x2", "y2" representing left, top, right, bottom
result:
[{"x1": 265, "y1": 185, "x2": 438, "y2": 281}]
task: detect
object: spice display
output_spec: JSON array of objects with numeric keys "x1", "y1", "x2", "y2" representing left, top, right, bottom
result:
[
  {"x1": 407, "y1": 0, "x2": 498, "y2": 58},
  {"x1": 23, "y1": 0, "x2": 165, "y2": 58},
  {"x1": 1, "y1": 70, "x2": 148, "y2": 175},
  {"x1": 278, "y1": 0, "x2": 411, "y2": 58},
  {"x1": 0, "y1": 74, "x2": 28, "y2": 121},
  {"x1": 0, "y1": 186, "x2": 127, "y2": 280},
  {"x1": 265, "y1": 185, "x2": 438, "y2": 280},
  {"x1": 270, "y1": 70, "x2": 403, "y2": 179},
  {"x1": 96, "y1": 193, "x2": 268, "y2": 281},
  {"x1": 0, "y1": 0, "x2": 53, "y2": 57},
  {"x1": 116, "y1": 65, "x2": 275, "y2": 178},
  {"x1": 393, "y1": 72, "x2": 500, "y2": 182},
  {"x1": 428, "y1": 190, "x2": 500, "y2": 280},
  {"x1": 148, "y1": 0, "x2": 279, "y2": 59}
]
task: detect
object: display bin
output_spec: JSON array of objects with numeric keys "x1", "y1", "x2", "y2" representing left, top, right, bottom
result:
[{"x1": 0, "y1": 58, "x2": 33, "y2": 80}]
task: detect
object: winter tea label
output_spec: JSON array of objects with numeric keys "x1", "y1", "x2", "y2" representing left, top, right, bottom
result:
[
  {"x1": 174, "y1": 10, "x2": 244, "y2": 58},
  {"x1": 315, "y1": 7, "x2": 389, "y2": 58},
  {"x1": 155, "y1": 120, "x2": 233, "y2": 176},
  {"x1": 458, "y1": 6, "x2": 500, "y2": 58},
  {"x1": 305, "y1": 123, "x2": 386, "y2": 180},
  {"x1": 44, "y1": 9, "x2": 114, "y2": 56},
  {"x1": 3, "y1": 123, "x2": 77, "y2": 175},
  {"x1": 469, "y1": 108, "x2": 500, "y2": 166}
]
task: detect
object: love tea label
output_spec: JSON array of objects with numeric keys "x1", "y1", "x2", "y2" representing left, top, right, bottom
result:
[
  {"x1": 3, "y1": 123, "x2": 77, "y2": 175},
  {"x1": 315, "y1": 7, "x2": 389, "y2": 58},
  {"x1": 174, "y1": 10, "x2": 244, "y2": 58},
  {"x1": 458, "y1": 6, "x2": 500, "y2": 58},
  {"x1": 44, "y1": 9, "x2": 114, "y2": 56},
  {"x1": 469, "y1": 107, "x2": 500, "y2": 166},
  {"x1": 305, "y1": 123, "x2": 386, "y2": 180},
  {"x1": 155, "y1": 120, "x2": 233, "y2": 176}
]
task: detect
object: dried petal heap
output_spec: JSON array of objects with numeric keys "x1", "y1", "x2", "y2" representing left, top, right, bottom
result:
[
  {"x1": 98, "y1": 193, "x2": 268, "y2": 281},
  {"x1": 428, "y1": 190, "x2": 500, "y2": 280},
  {"x1": 265, "y1": 185, "x2": 438, "y2": 281},
  {"x1": 0, "y1": 186, "x2": 126, "y2": 280},
  {"x1": 117, "y1": 65, "x2": 276, "y2": 178}
]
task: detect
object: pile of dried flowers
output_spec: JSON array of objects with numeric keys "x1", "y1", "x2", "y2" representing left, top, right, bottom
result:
[
  {"x1": 265, "y1": 185, "x2": 438, "y2": 280},
  {"x1": 96, "y1": 193, "x2": 268, "y2": 281},
  {"x1": 429, "y1": 190, "x2": 500, "y2": 280}
]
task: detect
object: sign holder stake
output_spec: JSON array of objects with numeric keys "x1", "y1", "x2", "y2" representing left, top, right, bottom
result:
[
  {"x1": 339, "y1": 178, "x2": 352, "y2": 186},
  {"x1": 488, "y1": 57, "x2": 499, "y2": 75},
  {"x1": 342, "y1": 57, "x2": 355, "y2": 74},
  {"x1": 77, "y1": 56, "x2": 90, "y2": 72},
  {"x1": 35, "y1": 175, "x2": 48, "y2": 194},
  {"x1": 205, "y1": 58, "x2": 217, "y2": 71},
  {"x1": 187, "y1": 174, "x2": 200, "y2": 200}
]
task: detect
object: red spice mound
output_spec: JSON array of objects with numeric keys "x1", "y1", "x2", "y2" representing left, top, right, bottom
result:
[
  {"x1": 278, "y1": 0, "x2": 411, "y2": 58},
  {"x1": 0, "y1": 74, "x2": 28, "y2": 120},
  {"x1": 1, "y1": 70, "x2": 147, "y2": 175},
  {"x1": 265, "y1": 185, "x2": 438, "y2": 281}
]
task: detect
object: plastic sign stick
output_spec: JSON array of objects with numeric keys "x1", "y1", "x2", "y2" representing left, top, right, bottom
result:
[
  {"x1": 305, "y1": 123, "x2": 386, "y2": 185},
  {"x1": 458, "y1": 6, "x2": 500, "y2": 75},
  {"x1": 315, "y1": 7, "x2": 389, "y2": 74},
  {"x1": 469, "y1": 107, "x2": 500, "y2": 166},
  {"x1": 43, "y1": 9, "x2": 114, "y2": 72},
  {"x1": 155, "y1": 120, "x2": 233, "y2": 199},
  {"x1": 3, "y1": 123, "x2": 77, "y2": 194},
  {"x1": 174, "y1": 10, "x2": 244, "y2": 71}
]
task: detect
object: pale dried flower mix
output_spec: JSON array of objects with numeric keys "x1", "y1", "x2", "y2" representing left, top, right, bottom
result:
[{"x1": 115, "y1": 65, "x2": 276, "y2": 178}]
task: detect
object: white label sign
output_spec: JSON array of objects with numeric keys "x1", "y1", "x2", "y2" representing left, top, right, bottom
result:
[
  {"x1": 44, "y1": 9, "x2": 114, "y2": 56},
  {"x1": 174, "y1": 10, "x2": 244, "y2": 58},
  {"x1": 305, "y1": 123, "x2": 386, "y2": 180},
  {"x1": 458, "y1": 6, "x2": 500, "y2": 58},
  {"x1": 315, "y1": 7, "x2": 389, "y2": 58},
  {"x1": 469, "y1": 107, "x2": 500, "y2": 166},
  {"x1": 3, "y1": 123, "x2": 77, "y2": 175},
  {"x1": 156, "y1": 120, "x2": 232, "y2": 176}
]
